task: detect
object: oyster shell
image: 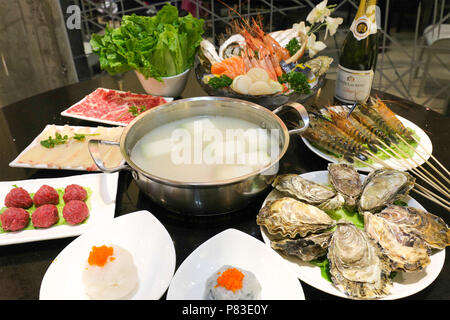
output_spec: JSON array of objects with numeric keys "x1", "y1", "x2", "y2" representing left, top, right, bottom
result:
[
  {"x1": 272, "y1": 174, "x2": 344, "y2": 210},
  {"x1": 218, "y1": 34, "x2": 245, "y2": 60},
  {"x1": 364, "y1": 212, "x2": 431, "y2": 272},
  {"x1": 358, "y1": 169, "x2": 415, "y2": 213},
  {"x1": 328, "y1": 163, "x2": 363, "y2": 209},
  {"x1": 328, "y1": 221, "x2": 393, "y2": 299},
  {"x1": 271, "y1": 231, "x2": 333, "y2": 262},
  {"x1": 378, "y1": 205, "x2": 450, "y2": 250},
  {"x1": 305, "y1": 56, "x2": 333, "y2": 76},
  {"x1": 199, "y1": 39, "x2": 222, "y2": 70},
  {"x1": 257, "y1": 197, "x2": 335, "y2": 238}
]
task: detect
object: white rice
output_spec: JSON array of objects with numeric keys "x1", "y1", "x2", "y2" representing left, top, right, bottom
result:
[
  {"x1": 203, "y1": 265, "x2": 261, "y2": 300},
  {"x1": 82, "y1": 244, "x2": 139, "y2": 300}
]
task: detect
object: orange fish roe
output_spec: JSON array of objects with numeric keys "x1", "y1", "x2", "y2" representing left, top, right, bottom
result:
[
  {"x1": 87, "y1": 245, "x2": 115, "y2": 267},
  {"x1": 215, "y1": 268, "x2": 245, "y2": 292}
]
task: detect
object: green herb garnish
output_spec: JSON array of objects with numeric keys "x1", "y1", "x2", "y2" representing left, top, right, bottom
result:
[
  {"x1": 128, "y1": 105, "x2": 147, "y2": 117},
  {"x1": 278, "y1": 71, "x2": 311, "y2": 94},
  {"x1": 40, "y1": 133, "x2": 99, "y2": 148},
  {"x1": 116, "y1": 105, "x2": 148, "y2": 120},
  {"x1": 40, "y1": 133, "x2": 69, "y2": 148},
  {"x1": 286, "y1": 38, "x2": 301, "y2": 56},
  {"x1": 208, "y1": 75, "x2": 233, "y2": 89}
]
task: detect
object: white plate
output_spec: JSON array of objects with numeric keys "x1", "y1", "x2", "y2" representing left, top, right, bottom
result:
[
  {"x1": 0, "y1": 172, "x2": 118, "y2": 246},
  {"x1": 9, "y1": 125, "x2": 122, "y2": 171},
  {"x1": 167, "y1": 228, "x2": 305, "y2": 300},
  {"x1": 60, "y1": 88, "x2": 173, "y2": 127},
  {"x1": 260, "y1": 170, "x2": 446, "y2": 300},
  {"x1": 40, "y1": 210, "x2": 176, "y2": 300},
  {"x1": 301, "y1": 115, "x2": 433, "y2": 172}
]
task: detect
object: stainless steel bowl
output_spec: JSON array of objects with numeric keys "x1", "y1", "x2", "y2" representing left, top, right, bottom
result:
[{"x1": 88, "y1": 96, "x2": 309, "y2": 215}]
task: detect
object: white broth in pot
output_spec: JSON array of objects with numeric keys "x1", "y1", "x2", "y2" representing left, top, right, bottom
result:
[{"x1": 129, "y1": 115, "x2": 279, "y2": 182}]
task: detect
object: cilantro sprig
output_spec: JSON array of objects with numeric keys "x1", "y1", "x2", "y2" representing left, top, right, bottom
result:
[
  {"x1": 40, "y1": 132, "x2": 100, "y2": 148},
  {"x1": 116, "y1": 105, "x2": 148, "y2": 120}
]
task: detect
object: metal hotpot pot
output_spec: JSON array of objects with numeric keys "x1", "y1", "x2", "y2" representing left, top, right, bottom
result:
[{"x1": 88, "y1": 97, "x2": 309, "y2": 215}]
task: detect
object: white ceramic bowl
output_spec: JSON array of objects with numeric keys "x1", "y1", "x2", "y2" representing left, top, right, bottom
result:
[{"x1": 135, "y1": 68, "x2": 190, "y2": 97}]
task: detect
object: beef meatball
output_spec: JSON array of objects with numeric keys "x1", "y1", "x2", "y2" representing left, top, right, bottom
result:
[
  {"x1": 63, "y1": 200, "x2": 89, "y2": 225},
  {"x1": 33, "y1": 185, "x2": 59, "y2": 207},
  {"x1": 31, "y1": 204, "x2": 59, "y2": 228},
  {"x1": 4, "y1": 187, "x2": 33, "y2": 209},
  {"x1": 1, "y1": 207, "x2": 30, "y2": 231},
  {"x1": 63, "y1": 184, "x2": 87, "y2": 203}
]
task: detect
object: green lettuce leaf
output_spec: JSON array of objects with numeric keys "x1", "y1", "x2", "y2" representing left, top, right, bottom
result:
[{"x1": 90, "y1": 4, "x2": 204, "y2": 81}]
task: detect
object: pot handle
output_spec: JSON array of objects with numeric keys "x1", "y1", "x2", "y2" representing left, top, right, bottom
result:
[
  {"x1": 272, "y1": 102, "x2": 309, "y2": 135},
  {"x1": 88, "y1": 139, "x2": 131, "y2": 173}
]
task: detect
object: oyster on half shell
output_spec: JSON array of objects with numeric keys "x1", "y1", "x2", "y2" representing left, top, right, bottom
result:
[
  {"x1": 364, "y1": 212, "x2": 431, "y2": 272},
  {"x1": 328, "y1": 221, "x2": 393, "y2": 299},
  {"x1": 358, "y1": 169, "x2": 415, "y2": 213},
  {"x1": 272, "y1": 174, "x2": 344, "y2": 210},
  {"x1": 257, "y1": 197, "x2": 335, "y2": 238},
  {"x1": 378, "y1": 205, "x2": 450, "y2": 250},
  {"x1": 328, "y1": 163, "x2": 363, "y2": 210},
  {"x1": 271, "y1": 231, "x2": 333, "y2": 262}
]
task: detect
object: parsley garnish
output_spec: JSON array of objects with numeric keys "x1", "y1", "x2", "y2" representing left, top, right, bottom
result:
[
  {"x1": 208, "y1": 75, "x2": 233, "y2": 89},
  {"x1": 286, "y1": 38, "x2": 301, "y2": 56},
  {"x1": 278, "y1": 71, "x2": 311, "y2": 94}
]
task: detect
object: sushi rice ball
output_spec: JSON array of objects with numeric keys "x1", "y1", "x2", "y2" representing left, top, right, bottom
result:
[
  {"x1": 82, "y1": 244, "x2": 139, "y2": 300},
  {"x1": 203, "y1": 265, "x2": 261, "y2": 300}
]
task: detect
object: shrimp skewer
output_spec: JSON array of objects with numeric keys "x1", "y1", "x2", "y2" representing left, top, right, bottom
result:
[
  {"x1": 327, "y1": 108, "x2": 379, "y2": 152},
  {"x1": 370, "y1": 97, "x2": 412, "y2": 139},
  {"x1": 369, "y1": 97, "x2": 450, "y2": 180},
  {"x1": 350, "y1": 110, "x2": 394, "y2": 146}
]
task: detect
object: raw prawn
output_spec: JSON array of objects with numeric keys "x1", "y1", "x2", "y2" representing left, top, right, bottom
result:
[
  {"x1": 358, "y1": 103, "x2": 399, "y2": 144},
  {"x1": 327, "y1": 108, "x2": 380, "y2": 152},
  {"x1": 350, "y1": 110, "x2": 394, "y2": 146},
  {"x1": 301, "y1": 127, "x2": 367, "y2": 163},
  {"x1": 309, "y1": 115, "x2": 369, "y2": 160},
  {"x1": 370, "y1": 97, "x2": 413, "y2": 139}
]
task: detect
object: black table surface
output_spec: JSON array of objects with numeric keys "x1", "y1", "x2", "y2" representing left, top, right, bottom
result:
[{"x1": 0, "y1": 71, "x2": 448, "y2": 301}]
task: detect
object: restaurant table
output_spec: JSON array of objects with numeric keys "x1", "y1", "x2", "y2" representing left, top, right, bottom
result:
[{"x1": 0, "y1": 70, "x2": 448, "y2": 301}]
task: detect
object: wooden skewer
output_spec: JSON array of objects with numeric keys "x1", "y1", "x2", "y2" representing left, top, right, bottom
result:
[
  {"x1": 353, "y1": 156, "x2": 376, "y2": 169},
  {"x1": 364, "y1": 150, "x2": 393, "y2": 169},
  {"x1": 395, "y1": 133, "x2": 450, "y2": 185},
  {"x1": 385, "y1": 140, "x2": 450, "y2": 197},
  {"x1": 409, "y1": 134, "x2": 450, "y2": 178},
  {"x1": 415, "y1": 184, "x2": 450, "y2": 207},
  {"x1": 411, "y1": 188, "x2": 450, "y2": 212},
  {"x1": 374, "y1": 137, "x2": 450, "y2": 198}
]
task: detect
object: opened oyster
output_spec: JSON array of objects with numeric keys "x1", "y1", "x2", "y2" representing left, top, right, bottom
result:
[
  {"x1": 328, "y1": 221, "x2": 393, "y2": 299},
  {"x1": 328, "y1": 163, "x2": 363, "y2": 210},
  {"x1": 358, "y1": 169, "x2": 415, "y2": 213},
  {"x1": 378, "y1": 205, "x2": 450, "y2": 250},
  {"x1": 271, "y1": 231, "x2": 333, "y2": 262},
  {"x1": 364, "y1": 212, "x2": 431, "y2": 272},
  {"x1": 272, "y1": 174, "x2": 344, "y2": 210},
  {"x1": 257, "y1": 197, "x2": 336, "y2": 238},
  {"x1": 306, "y1": 56, "x2": 333, "y2": 77}
]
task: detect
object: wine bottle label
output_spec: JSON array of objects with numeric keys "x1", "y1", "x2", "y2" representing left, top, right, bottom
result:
[
  {"x1": 335, "y1": 64, "x2": 374, "y2": 103},
  {"x1": 350, "y1": 13, "x2": 377, "y2": 40}
]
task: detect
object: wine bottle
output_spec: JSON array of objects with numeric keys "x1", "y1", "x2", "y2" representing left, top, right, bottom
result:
[{"x1": 335, "y1": 0, "x2": 378, "y2": 104}]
